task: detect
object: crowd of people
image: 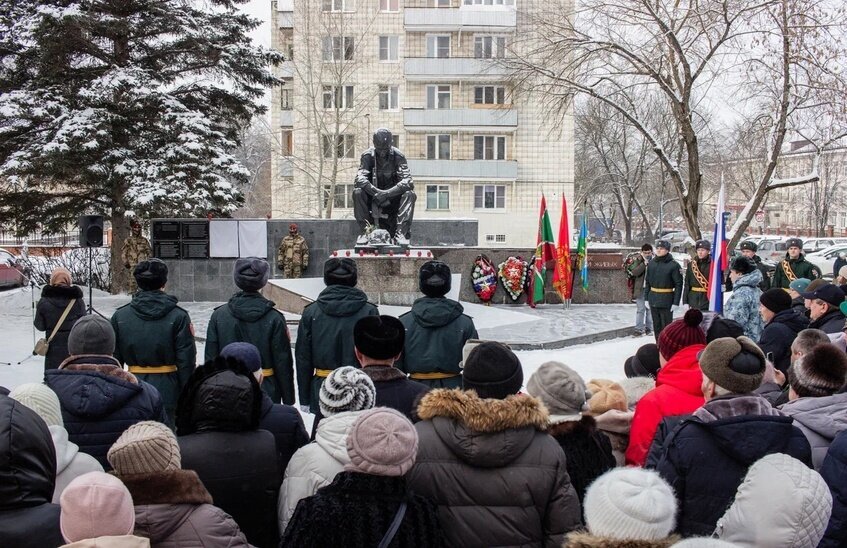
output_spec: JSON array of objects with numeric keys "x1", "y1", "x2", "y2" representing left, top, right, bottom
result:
[{"x1": 1, "y1": 245, "x2": 844, "y2": 547}]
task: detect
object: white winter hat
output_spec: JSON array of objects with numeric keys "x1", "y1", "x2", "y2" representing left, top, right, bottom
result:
[
  {"x1": 9, "y1": 383, "x2": 63, "y2": 427},
  {"x1": 715, "y1": 453, "x2": 832, "y2": 548},
  {"x1": 584, "y1": 467, "x2": 677, "y2": 540}
]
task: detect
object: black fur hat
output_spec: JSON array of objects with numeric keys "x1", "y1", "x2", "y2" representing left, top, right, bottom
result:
[
  {"x1": 419, "y1": 260, "x2": 451, "y2": 297},
  {"x1": 324, "y1": 258, "x2": 358, "y2": 287},
  {"x1": 134, "y1": 259, "x2": 168, "y2": 291},
  {"x1": 354, "y1": 315, "x2": 405, "y2": 360}
]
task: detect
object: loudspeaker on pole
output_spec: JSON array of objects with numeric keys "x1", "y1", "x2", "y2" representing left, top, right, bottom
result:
[{"x1": 79, "y1": 215, "x2": 104, "y2": 247}]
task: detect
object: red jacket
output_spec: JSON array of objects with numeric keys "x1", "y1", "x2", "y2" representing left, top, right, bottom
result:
[{"x1": 625, "y1": 344, "x2": 706, "y2": 466}]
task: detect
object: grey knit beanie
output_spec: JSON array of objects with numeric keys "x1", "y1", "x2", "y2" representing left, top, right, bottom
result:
[
  {"x1": 319, "y1": 366, "x2": 376, "y2": 417},
  {"x1": 345, "y1": 408, "x2": 418, "y2": 477},
  {"x1": 67, "y1": 315, "x2": 116, "y2": 356},
  {"x1": 233, "y1": 257, "x2": 270, "y2": 292},
  {"x1": 107, "y1": 421, "x2": 181, "y2": 476},
  {"x1": 526, "y1": 361, "x2": 588, "y2": 423}
]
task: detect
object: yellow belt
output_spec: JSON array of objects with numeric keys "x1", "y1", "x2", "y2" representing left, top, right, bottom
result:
[
  {"x1": 651, "y1": 288, "x2": 675, "y2": 293},
  {"x1": 262, "y1": 368, "x2": 274, "y2": 377},
  {"x1": 128, "y1": 365, "x2": 177, "y2": 374},
  {"x1": 690, "y1": 287, "x2": 707, "y2": 293},
  {"x1": 314, "y1": 369, "x2": 333, "y2": 378},
  {"x1": 410, "y1": 371, "x2": 460, "y2": 380}
]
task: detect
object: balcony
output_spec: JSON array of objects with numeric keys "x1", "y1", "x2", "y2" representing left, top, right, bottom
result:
[
  {"x1": 404, "y1": 8, "x2": 516, "y2": 32},
  {"x1": 404, "y1": 57, "x2": 510, "y2": 81},
  {"x1": 279, "y1": 110, "x2": 293, "y2": 127},
  {"x1": 279, "y1": 61, "x2": 295, "y2": 79},
  {"x1": 277, "y1": 0, "x2": 293, "y2": 28},
  {"x1": 404, "y1": 108, "x2": 517, "y2": 131},
  {"x1": 407, "y1": 159, "x2": 517, "y2": 180}
]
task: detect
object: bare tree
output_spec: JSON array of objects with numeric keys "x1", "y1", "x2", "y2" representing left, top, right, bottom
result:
[
  {"x1": 233, "y1": 117, "x2": 273, "y2": 218},
  {"x1": 508, "y1": 0, "x2": 847, "y2": 247}
]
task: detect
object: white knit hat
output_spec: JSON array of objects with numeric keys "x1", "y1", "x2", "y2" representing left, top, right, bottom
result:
[
  {"x1": 9, "y1": 383, "x2": 63, "y2": 427},
  {"x1": 671, "y1": 539, "x2": 740, "y2": 548},
  {"x1": 584, "y1": 467, "x2": 677, "y2": 540},
  {"x1": 715, "y1": 453, "x2": 832, "y2": 548},
  {"x1": 319, "y1": 366, "x2": 376, "y2": 417}
]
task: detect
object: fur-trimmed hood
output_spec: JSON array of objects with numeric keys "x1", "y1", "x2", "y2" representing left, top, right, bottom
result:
[
  {"x1": 417, "y1": 389, "x2": 549, "y2": 467},
  {"x1": 117, "y1": 469, "x2": 212, "y2": 505},
  {"x1": 59, "y1": 358, "x2": 138, "y2": 384},
  {"x1": 361, "y1": 365, "x2": 407, "y2": 383},
  {"x1": 565, "y1": 531, "x2": 680, "y2": 548},
  {"x1": 40, "y1": 283, "x2": 83, "y2": 300}
]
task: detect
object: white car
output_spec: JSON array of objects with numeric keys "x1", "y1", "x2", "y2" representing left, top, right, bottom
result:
[
  {"x1": 803, "y1": 238, "x2": 837, "y2": 253},
  {"x1": 806, "y1": 245, "x2": 847, "y2": 277},
  {"x1": 756, "y1": 238, "x2": 792, "y2": 263}
]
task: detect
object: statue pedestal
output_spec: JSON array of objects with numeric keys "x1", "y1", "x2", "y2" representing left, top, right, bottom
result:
[{"x1": 334, "y1": 249, "x2": 435, "y2": 306}]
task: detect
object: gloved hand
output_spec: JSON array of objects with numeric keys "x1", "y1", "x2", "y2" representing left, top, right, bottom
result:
[
  {"x1": 373, "y1": 190, "x2": 391, "y2": 206},
  {"x1": 299, "y1": 405, "x2": 310, "y2": 414}
]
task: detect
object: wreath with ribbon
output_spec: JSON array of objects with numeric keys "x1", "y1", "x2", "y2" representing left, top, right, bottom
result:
[
  {"x1": 498, "y1": 256, "x2": 529, "y2": 301},
  {"x1": 471, "y1": 254, "x2": 498, "y2": 303}
]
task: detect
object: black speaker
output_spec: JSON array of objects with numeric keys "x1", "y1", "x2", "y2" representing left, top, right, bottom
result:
[{"x1": 79, "y1": 215, "x2": 104, "y2": 247}]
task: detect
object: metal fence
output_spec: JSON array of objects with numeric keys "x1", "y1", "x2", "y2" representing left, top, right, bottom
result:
[{"x1": 0, "y1": 230, "x2": 81, "y2": 247}]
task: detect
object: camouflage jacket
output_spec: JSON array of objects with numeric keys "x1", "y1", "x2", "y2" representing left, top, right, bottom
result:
[
  {"x1": 277, "y1": 235, "x2": 309, "y2": 267},
  {"x1": 121, "y1": 235, "x2": 151, "y2": 268}
]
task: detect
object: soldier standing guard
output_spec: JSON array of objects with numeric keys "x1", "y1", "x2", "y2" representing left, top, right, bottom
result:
[
  {"x1": 277, "y1": 223, "x2": 309, "y2": 278},
  {"x1": 121, "y1": 220, "x2": 151, "y2": 293},
  {"x1": 684, "y1": 240, "x2": 712, "y2": 312},
  {"x1": 771, "y1": 237, "x2": 822, "y2": 290}
]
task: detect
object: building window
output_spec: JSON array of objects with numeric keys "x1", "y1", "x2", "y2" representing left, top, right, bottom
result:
[
  {"x1": 323, "y1": 184, "x2": 355, "y2": 209},
  {"x1": 281, "y1": 130, "x2": 293, "y2": 156},
  {"x1": 323, "y1": 0, "x2": 353, "y2": 12},
  {"x1": 430, "y1": 0, "x2": 450, "y2": 5},
  {"x1": 426, "y1": 184, "x2": 450, "y2": 210},
  {"x1": 426, "y1": 135, "x2": 451, "y2": 160},
  {"x1": 322, "y1": 36, "x2": 355, "y2": 61},
  {"x1": 474, "y1": 86, "x2": 506, "y2": 105},
  {"x1": 392, "y1": 134, "x2": 401, "y2": 148},
  {"x1": 474, "y1": 135, "x2": 506, "y2": 160},
  {"x1": 485, "y1": 234, "x2": 507, "y2": 243},
  {"x1": 322, "y1": 134, "x2": 356, "y2": 158},
  {"x1": 465, "y1": 0, "x2": 513, "y2": 4},
  {"x1": 474, "y1": 36, "x2": 506, "y2": 59},
  {"x1": 426, "y1": 35, "x2": 450, "y2": 58},
  {"x1": 322, "y1": 85, "x2": 354, "y2": 109},
  {"x1": 378, "y1": 85, "x2": 399, "y2": 110},
  {"x1": 379, "y1": 0, "x2": 399, "y2": 11},
  {"x1": 426, "y1": 85, "x2": 451, "y2": 109},
  {"x1": 378, "y1": 36, "x2": 399, "y2": 61},
  {"x1": 474, "y1": 184, "x2": 506, "y2": 209},
  {"x1": 280, "y1": 88, "x2": 292, "y2": 110}
]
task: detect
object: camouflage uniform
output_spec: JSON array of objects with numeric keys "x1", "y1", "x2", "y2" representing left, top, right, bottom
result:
[
  {"x1": 277, "y1": 233, "x2": 309, "y2": 279},
  {"x1": 121, "y1": 231, "x2": 152, "y2": 293}
]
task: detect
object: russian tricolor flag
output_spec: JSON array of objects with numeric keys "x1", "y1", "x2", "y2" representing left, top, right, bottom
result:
[{"x1": 708, "y1": 182, "x2": 728, "y2": 313}]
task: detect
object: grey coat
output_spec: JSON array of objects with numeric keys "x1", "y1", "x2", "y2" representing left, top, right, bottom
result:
[
  {"x1": 407, "y1": 390, "x2": 582, "y2": 548},
  {"x1": 780, "y1": 392, "x2": 847, "y2": 470},
  {"x1": 724, "y1": 269, "x2": 764, "y2": 341}
]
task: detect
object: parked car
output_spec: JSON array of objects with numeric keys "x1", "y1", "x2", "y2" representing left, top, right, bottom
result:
[
  {"x1": 803, "y1": 238, "x2": 836, "y2": 253},
  {"x1": 806, "y1": 245, "x2": 847, "y2": 277},
  {"x1": 0, "y1": 248, "x2": 27, "y2": 289},
  {"x1": 757, "y1": 238, "x2": 792, "y2": 262}
]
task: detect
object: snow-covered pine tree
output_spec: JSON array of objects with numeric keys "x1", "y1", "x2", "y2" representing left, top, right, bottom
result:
[{"x1": 0, "y1": 0, "x2": 281, "y2": 292}]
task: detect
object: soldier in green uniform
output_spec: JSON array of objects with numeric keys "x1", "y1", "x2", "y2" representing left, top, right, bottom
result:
[
  {"x1": 396, "y1": 261, "x2": 478, "y2": 389},
  {"x1": 684, "y1": 240, "x2": 712, "y2": 312},
  {"x1": 295, "y1": 258, "x2": 378, "y2": 432},
  {"x1": 771, "y1": 238, "x2": 822, "y2": 290},
  {"x1": 121, "y1": 220, "x2": 151, "y2": 293},
  {"x1": 645, "y1": 239, "x2": 683, "y2": 339},
  {"x1": 111, "y1": 259, "x2": 196, "y2": 426},
  {"x1": 205, "y1": 258, "x2": 294, "y2": 404},
  {"x1": 277, "y1": 223, "x2": 309, "y2": 279}
]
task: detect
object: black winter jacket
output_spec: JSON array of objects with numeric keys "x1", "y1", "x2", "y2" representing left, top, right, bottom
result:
[
  {"x1": 34, "y1": 284, "x2": 86, "y2": 370},
  {"x1": 45, "y1": 355, "x2": 166, "y2": 468},
  {"x1": 0, "y1": 395, "x2": 64, "y2": 548},
  {"x1": 361, "y1": 365, "x2": 430, "y2": 422},
  {"x1": 758, "y1": 309, "x2": 809, "y2": 373},
  {"x1": 397, "y1": 297, "x2": 478, "y2": 377},
  {"x1": 819, "y1": 429, "x2": 847, "y2": 548},
  {"x1": 258, "y1": 392, "x2": 308, "y2": 475},
  {"x1": 809, "y1": 308, "x2": 846, "y2": 334},
  {"x1": 550, "y1": 416, "x2": 616, "y2": 506},
  {"x1": 177, "y1": 358, "x2": 281, "y2": 548},
  {"x1": 652, "y1": 394, "x2": 812, "y2": 537},
  {"x1": 281, "y1": 472, "x2": 445, "y2": 548},
  {"x1": 645, "y1": 253, "x2": 682, "y2": 308}
]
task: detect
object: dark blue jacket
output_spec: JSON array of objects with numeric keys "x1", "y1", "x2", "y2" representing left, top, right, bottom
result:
[
  {"x1": 258, "y1": 392, "x2": 308, "y2": 475},
  {"x1": 819, "y1": 429, "x2": 847, "y2": 548},
  {"x1": 757, "y1": 308, "x2": 809, "y2": 374},
  {"x1": 653, "y1": 397, "x2": 812, "y2": 537},
  {"x1": 45, "y1": 355, "x2": 166, "y2": 468},
  {"x1": 361, "y1": 365, "x2": 430, "y2": 422}
]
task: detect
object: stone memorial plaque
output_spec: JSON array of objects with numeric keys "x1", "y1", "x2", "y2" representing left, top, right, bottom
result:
[
  {"x1": 182, "y1": 221, "x2": 209, "y2": 240},
  {"x1": 153, "y1": 221, "x2": 180, "y2": 241},
  {"x1": 154, "y1": 241, "x2": 181, "y2": 259},
  {"x1": 182, "y1": 241, "x2": 209, "y2": 259}
]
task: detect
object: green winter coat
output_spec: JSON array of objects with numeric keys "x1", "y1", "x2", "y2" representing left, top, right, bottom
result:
[
  {"x1": 771, "y1": 254, "x2": 822, "y2": 289},
  {"x1": 684, "y1": 256, "x2": 712, "y2": 311},
  {"x1": 111, "y1": 290, "x2": 196, "y2": 424},
  {"x1": 295, "y1": 285, "x2": 379, "y2": 413},
  {"x1": 645, "y1": 254, "x2": 683, "y2": 309},
  {"x1": 204, "y1": 291, "x2": 294, "y2": 405},
  {"x1": 396, "y1": 297, "x2": 478, "y2": 389}
]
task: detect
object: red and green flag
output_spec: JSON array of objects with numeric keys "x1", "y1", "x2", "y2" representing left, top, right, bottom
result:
[
  {"x1": 530, "y1": 193, "x2": 557, "y2": 306},
  {"x1": 553, "y1": 193, "x2": 572, "y2": 300}
]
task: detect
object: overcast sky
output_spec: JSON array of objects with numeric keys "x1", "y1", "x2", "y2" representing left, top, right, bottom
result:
[{"x1": 242, "y1": 0, "x2": 272, "y2": 49}]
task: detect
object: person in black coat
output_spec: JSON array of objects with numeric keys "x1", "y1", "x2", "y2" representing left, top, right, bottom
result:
[
  {"x1": 651, "y1": 336, "x2": 812, "y2": 537},
  {"x1": 355, "y1": 315, "x2": 430, "y2": 422},
  {"x1": 0, "y1": 395, "x2": 65, "y2": 548},
  {"x1": 757, "y1": 288, "x2": 810, "y2": 375},
  {"x1": 218, "y1": 342, "x2": 308, "y2": 475},
  {"x1": 802, "y1": 283, "x2": 846, "y2": 334},
  {"x1": 281, "y1": 407, "x2": 445, "y2": 547},
  {"x1": 34, "y1": 268, "x2": 86, "y2": 371},
  {"x1": 44, "y1": 315, "x2": 167, "y2": 468},
  {"x1": 176, "y1": 356, "x2": 280, "y2": 548},
  {"x1": 819, "y1": 429, "x2": 847, "y2": 548}
]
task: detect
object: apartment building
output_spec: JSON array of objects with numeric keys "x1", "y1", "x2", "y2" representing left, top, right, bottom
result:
[{"x1": 270, "y1": 0, "x2": 574, "y2": 247}]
